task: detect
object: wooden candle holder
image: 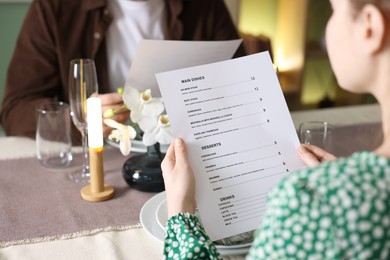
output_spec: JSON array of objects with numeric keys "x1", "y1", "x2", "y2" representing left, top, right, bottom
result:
[{"x1": 81, "y1": 147, "x2": 114, "y2": 202}]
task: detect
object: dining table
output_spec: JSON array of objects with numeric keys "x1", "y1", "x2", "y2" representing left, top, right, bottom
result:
[{"x1": 0, "y1": 103, "x2": 382, "y2": 260}]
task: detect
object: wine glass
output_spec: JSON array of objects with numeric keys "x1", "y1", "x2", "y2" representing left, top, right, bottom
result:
[{"x1": 68, "y1": 59, "x2": 98, "y2": 183}]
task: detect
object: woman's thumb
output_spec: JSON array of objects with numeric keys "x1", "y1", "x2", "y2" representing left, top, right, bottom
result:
[{"x1": 174, "y1": 138, "x2": 188, "y2": 162}]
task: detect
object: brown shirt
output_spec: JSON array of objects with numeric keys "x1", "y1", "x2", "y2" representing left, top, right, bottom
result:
[{"x1": 0, "y1": 0, "x2": 245, "y2": 144}]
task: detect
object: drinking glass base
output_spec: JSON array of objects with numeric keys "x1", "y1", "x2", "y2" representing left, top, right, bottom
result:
[{"x1": 69, "y1": 170, "x2": 90, "y2": 184}]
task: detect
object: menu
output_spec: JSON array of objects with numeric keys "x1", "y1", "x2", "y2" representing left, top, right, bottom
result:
[
  {"x1": 155, "y1": 52, "x2": 305, "y2": 241},
  {"x1": 126, "y1": 39, "x2": 242, "y2": 97}
]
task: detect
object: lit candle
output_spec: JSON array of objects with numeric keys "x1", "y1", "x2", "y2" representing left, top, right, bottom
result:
[
  {"x1": 80, "y1": 97, "x2": 114, "y2": 202},
  {"x1": 87, "y1": 97, "x2": 104, "y2": 149}
]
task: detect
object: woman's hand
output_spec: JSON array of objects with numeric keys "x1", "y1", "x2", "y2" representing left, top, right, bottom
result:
[
  {"x1": 99, "y1": 93, "x2": 130, "y2": 136},
  {"x1": 161, "y1": 138, "x2": 196, "y2": 218},
  {"x1": 297, "y1": 144, "x2": 336, "y2": 167}
]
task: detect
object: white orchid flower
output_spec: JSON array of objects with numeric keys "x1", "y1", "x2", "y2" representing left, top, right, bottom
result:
[
  {"x1": 122, "y1": 86, "x2": 164, "y2": 123},
  {"x1": 104, "y1": 118, "x2": 137, "y2": 156},
  {"x1": 142, "y1": 114, "x2": 174, "y2": 146}
]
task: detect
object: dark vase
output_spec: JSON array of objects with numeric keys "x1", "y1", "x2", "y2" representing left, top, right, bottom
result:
[{"x1": 122, "y1": 143, "x2": 165, "y2": 192}]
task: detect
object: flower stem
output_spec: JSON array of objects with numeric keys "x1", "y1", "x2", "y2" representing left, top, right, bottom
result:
[{"x1": 103, "y1": 105, "x2": 128, "y2": 118}]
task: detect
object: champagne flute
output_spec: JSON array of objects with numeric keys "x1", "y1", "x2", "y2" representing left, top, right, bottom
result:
[{"x1": 68, "y1": 59, "x2": 98, "y2": 183}]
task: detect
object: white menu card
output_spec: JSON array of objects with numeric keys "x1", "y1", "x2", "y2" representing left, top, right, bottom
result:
[
  {"x1": 156, "y1": 52, "x2": 305, "y2": 241},
  {"x1": 126, "y1": 39, "x2": 242, "y2": 97}
]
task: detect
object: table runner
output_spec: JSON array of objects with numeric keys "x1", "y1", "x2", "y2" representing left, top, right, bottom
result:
[
  {"x1": 290, "y1": 103, "x2": 381, "y2": 130},
  {"x1": 0, "y1": 147, "x2": 158, "y2": 247},
  {"x1": 332, "y1": 122, "x2": 382, "y2": 157}
]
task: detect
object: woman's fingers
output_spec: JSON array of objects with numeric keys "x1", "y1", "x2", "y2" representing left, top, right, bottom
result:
[
  {"x1": 302, "y1": 144, "x2": 336, "y2": 161},
  {"x1": 162, "y1": 138, "x2": 196, "y2": 217},
  {"x1": 298, "y1": 145, "x2": 321, "y2": 166},
  {"x1": 297, "y1": 144, "x2": 336, "y2": 167}
]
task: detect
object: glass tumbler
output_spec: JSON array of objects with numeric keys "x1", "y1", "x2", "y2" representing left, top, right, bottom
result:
[
  {"x1": 299, "y1": 121, "x2": 334, "y2": 152},
  {"x1": 36, "y1": 101, "x2": 73, "y2": 168}
]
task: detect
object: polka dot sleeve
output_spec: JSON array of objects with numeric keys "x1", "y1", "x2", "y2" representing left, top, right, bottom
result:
[
  {"x1": 247, "y1": 152, "x2": 390, "y2": 259},
  {"x1": 247, "y1": 177, "x2": 338, "y2": 259},
  {"x1": 163, "y1": 213, "x2": 222, "y2": 260}
]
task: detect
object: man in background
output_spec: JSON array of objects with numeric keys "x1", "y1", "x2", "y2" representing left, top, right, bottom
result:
[{"x1": 0, "y1": 0, "x2": 245, "y2": 144}]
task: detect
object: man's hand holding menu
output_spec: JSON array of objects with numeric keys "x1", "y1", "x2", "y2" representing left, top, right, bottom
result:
[{"x1": 156, "y1": 52, "x2": 305, "y2": 241}]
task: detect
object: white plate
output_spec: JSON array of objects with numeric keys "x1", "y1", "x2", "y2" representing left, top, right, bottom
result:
[
  {"x1": 140, "y1": 192, "x2": 166, "y2": 242},
  {"x1": 155, "y1": 198, "x2": 168, "y2": 231},
  {"x1": 105, "y1": 139, "x2": 169, "y2": 153},
  {"x1": 140, "y1": 192, "x2": 252, "y2": 256}
]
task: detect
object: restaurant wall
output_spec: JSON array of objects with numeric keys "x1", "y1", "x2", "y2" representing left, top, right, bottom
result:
[
  {"x1": 238, "y1": 0, "x2": 278, "y2": 52},
  {"x1": 0, "y1": 2, "x2": 29, "y2": 135},
  {"x1": 238, "y1": 0, "x2": 359, "y2": 109},
  {"x1": 0, "y1": 2, "x2": 29, "y2": 108}
]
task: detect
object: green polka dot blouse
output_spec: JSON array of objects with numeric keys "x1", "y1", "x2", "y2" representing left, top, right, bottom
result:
[{"x1": 163, "y1": 152, "x2": 390, "y2": 259}]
